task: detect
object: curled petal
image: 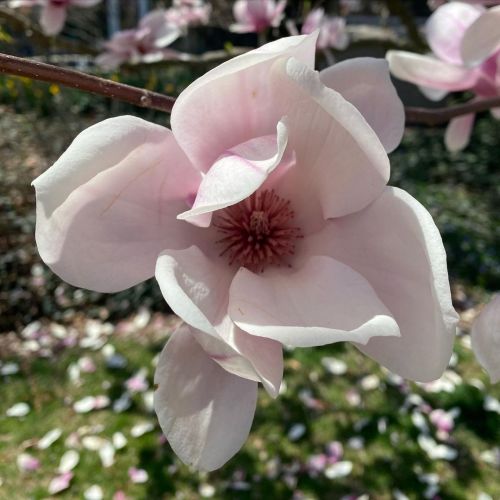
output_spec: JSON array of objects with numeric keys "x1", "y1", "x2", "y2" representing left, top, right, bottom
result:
[
  {"x1": 271, "y1": 57, "x2": 390, "y2": 227},
  {"x1": 171, "y1": 33, "x2": 317, "y2": 171},
  {"x1": 154, "y1": 326, "x2": 258, "y2": 471},
  {"x1": 320, "y1": 57, "x2": 405, "y2": 153},
  {"x1": 178, "y1": 120, "x2": 289, "y2": 227},
  {"x1": 461, "y1": 6, "x2": 500, "y2": 66},
  {"x1": 155, "y1": 246, "x2": 283, "y2": 395},
  {"x1": 444, "y1": 113, "x2": 475, "y2": 152},
  {"x1": 229, "y1": 256, "x2": 400, "y2": 347},
  {"x1": 302, "y1": 187, "x2": 458, "y2": 382},
  {"x1": 387, "y1": 51, "x2": 479, "y2": 91},
  {"x1": 34, "y1": 116, "x2": 201, "y2": 292},
  {"x1": 426, "y1": 2, "x2": 483, "y2": 65},
  {"x1": 472, "y1": 295, "x2": 500, "y2": 383},
  {"x1": 155, "y1": 246, "x2": 232, "y2": 336},
  {"x1": 192, "y1": 324, "x2": 283, "y2": 397}
]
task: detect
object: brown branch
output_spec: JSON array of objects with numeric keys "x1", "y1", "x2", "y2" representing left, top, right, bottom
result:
[
  {"x1": 1, "y1": 52, "x2": 500, "y2": 125},
  {"x1": 0, "y1": 53, "x2": 175, "y2": 113},
  {"x1": 405, "y1": 98, "x2": 500, "y2": 125}
]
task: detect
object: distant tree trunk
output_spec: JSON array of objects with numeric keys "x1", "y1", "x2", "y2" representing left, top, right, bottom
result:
[
  {"x1": 137, "y1": 0, "x2": 149, "y2": 19},
  {"x1": 106, "y1": 0, "x2": 120, "y2": 36}
]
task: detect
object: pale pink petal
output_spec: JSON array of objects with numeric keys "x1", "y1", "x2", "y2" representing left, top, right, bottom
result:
[
  {"x1": 95, "y1": 52, "x2": 127, "y2": 70},
  {"x1": 9, "y1": 0, "x2": 41, "y2": 7},
  {"x1": 444, "y1": 113, "x2": 475, "y2": 152},
  {"x1": 178, "y1": 121, "x2": 289, "y2": 226},
  {"x1": 171, "y1": 33, "x2": 318, "y2": 171},
  {"x1": 426, "y1": 2, "x2": 483, "y2": 65},
  {"x1": 229, "y1": 256, "x2": 400, "y2": 347},
  {"x1": 387, "y1": 51, "x2": 479, "y2": 91},
  {"x1": 40, "y1": 4, "x2": 67, "y2": 35},
  {"x1": 271, "y1": 57, "x2": 390, "y2": 227},
  {"x1": 419, "y1": 85, "x2": 449, "y2": 101},
  {"x1": 34, "y1": 116, "x2": 201, "y2": 293},
  {"x1": 139, "y1": 10, "x2": 181, "y2": 48},
  {"x1": 320, "y1": 58, "x2": 405, "y2": 153},
  {"x1": 301, "y1": 187, "x2": 458, "y2": 382},
  {"x1": 233, "y1": 0, "x2": 253, "y2": 27},
  {"x1": 471, "y1": 295, "x2": 500, "y2": 383},
  {"x1": 154, "y1": 326, "x2": 258, "y2": 471},
  {"x1": 302, "y1": 8, "x2": 324, "y2": 33},
  {"x1": 155, "y1": 246, "x2": 232, "y2": 336},
  {"x1": 155, "y1": 246, "x2": 283, "y2": 395},
  {"x1": 461, "y1": 6, "x2": 500, "y2": 65},
  {"x1": 192, "y1": 324, "x2": 283, "y2": 397}
]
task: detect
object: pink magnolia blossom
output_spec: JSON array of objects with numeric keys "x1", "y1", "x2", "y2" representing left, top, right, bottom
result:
[
  {"x1": 33, "y1": 33, "x2": 458, "y2": 470},
  {"x1": 387, "y1": 2, "x2": 500, "y2": 151},
  {"x1": 471, "y1": 294, "x2": 500, "y2": 383},
  {"x1": 96, "y1": 10, "x2": 181, "y2": 70},
  {"x1": 301, "y1": 8, "x2": 349, "y2": 50},
  {"x1": 231, "y1": 0, "x2": 286, "y2": 33},
  {"x1": 429, "y1": 0, "x2": 500, "y2": 9},
  {"x1": 9, "y1": 0, "x2": 101, "y2": 36},
  {"x1": 165, "y1": 0, "x2": 211, "y2": 28}
]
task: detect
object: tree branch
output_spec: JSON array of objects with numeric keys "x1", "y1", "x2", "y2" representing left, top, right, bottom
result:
[
  {"x1": 405, "y1": 99, "x2": 500, "y2": 125},
  {"x1": 0, "y1": 52, "x2": 175, "y2": 113},
  {"x1": 1, "y1": 52, "x2": 500, "y2": 125}
]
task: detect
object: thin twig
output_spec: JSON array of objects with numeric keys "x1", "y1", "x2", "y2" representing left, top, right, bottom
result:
[
  {"x1": 1, "y1": 52, "x2": 500, "y2": 124},
  {"x1": 0, "y1": 53, "x2": 175, "y2": 113}
]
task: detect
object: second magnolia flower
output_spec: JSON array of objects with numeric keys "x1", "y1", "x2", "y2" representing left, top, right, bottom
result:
[{"x1": 33, "y1": 33, "x2": 458, "y2": 470}]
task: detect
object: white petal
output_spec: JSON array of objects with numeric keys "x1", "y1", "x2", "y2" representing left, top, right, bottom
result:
[
  {"x1": 154, "y1": 326, "x2": 257, "y2": 470},
  {"x1": 471, "y1": 295, "x2": 500, "y2": 383},
  {"x1": 320, "y1": 57, "x2": 405, "y2": 153},
  {"x1": 301, "y1": 187, "x2": 458, "y2": 382},
  {"x1": 445, "y1": 113, "x2": 475, "y2": 152},
  {"x1": 229, "y1": 256, "x2": 399, "y2": 347}
]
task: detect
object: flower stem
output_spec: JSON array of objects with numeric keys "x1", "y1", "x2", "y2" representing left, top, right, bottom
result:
[{"x1": 1, "y1": 52, "x2": 500, "y2": 125}]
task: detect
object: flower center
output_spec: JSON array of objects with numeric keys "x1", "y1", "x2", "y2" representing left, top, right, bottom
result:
[{"x1": 214, "y1": 190, "x2": 303, "y2": 271}]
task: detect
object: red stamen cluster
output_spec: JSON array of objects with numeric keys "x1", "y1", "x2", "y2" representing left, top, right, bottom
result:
[{"x1": 214, "y1": 190, "x2": 303, "y2": 271}]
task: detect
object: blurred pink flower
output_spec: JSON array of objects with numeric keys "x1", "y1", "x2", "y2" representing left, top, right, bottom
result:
[
  {"x1": 471, "y1": 294, "x2": 500, "y2": 383},
  {"x1": 165, "y1": 0, "x2": 211, "y2": 28},
  {"x1": 125, "y1": 371, "x2": 149, "y2": 393},
  {"x1": 301, "y1": 8, "x2": 349, "y2": 50},
  {"x1": 388, "y1": 2, "x2": 500, "y2": 151},
  {"x1": 96, "y1": 10, "x2": 181, "y2": 70},
  {"x1": 9, "y1": 0, "x2": 101, "y2": 36},
  {"x1": 34, "y1": 33, "x2": 457, "y2": 470},
  {"x1": 231, "y1": 0, "x2": 286, "y2": 33},
  {"x1": 48, "y1": 472, "x2": 74, "y2": 495},
  {"x1": 17, "y1": 453, "x2": 41, "y2": 472},
  {"x1": 429, "y1": 0, "x2": 500, "y2": 9},
  {"x1": 429, "y1": 408, "x2": 456, "y2": 438}
]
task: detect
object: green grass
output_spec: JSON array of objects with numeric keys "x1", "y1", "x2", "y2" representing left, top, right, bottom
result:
[{"x1": 1, "y1": 331, "x2": 499, "y2": 499}]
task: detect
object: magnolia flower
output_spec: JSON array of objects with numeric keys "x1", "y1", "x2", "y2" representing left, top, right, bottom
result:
[
  {"x1": 165, "y1": 0, "x2": 211, "y2": 28},
  {"x1": 429, "y1": 0, "x2": 500, "y2": 9},
  {"x1": 96, "y1": 10, "x2": 181, "y2": 70},
  {"x1": 301, "y1": 8, "x2": 349, "y2": 50},
  {"x1": 471, "y1": 294, "x2": 500, "y2": 383},
  {"x1": 9, "y1": 0, "x2": 101, "y2": 36},
  {"x1": 33, "y1": 33, "x2": 457, "y2": 469},
  {"x1": 387, "y1": 2, "x2": 500, "y2": 151},
  {"x1": 231, "y1": 0, "x2": 286, "y2": 33}
]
